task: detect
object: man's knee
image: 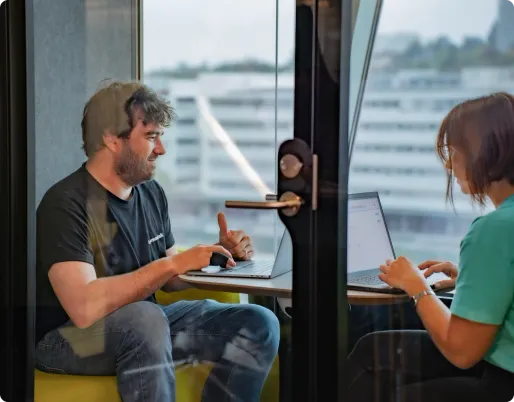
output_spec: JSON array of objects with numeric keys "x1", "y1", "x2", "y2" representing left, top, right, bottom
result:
[
  {"x1": 109, "y1": 301, "x2": 171, "y2": 352},
  {"x1": 238, "y1": 304, "x2": 280, "y2": 356},
  {"x1": 217, "y1": 303, "x2": 279, "y2": 373}
]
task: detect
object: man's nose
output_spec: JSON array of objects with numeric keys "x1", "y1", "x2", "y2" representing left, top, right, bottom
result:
[{"x1": 155, "y1": 138, "x2": 166, "y2": 155}]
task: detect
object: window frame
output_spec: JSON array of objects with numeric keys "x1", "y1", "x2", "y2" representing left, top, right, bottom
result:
[{"x1": 2, "y1": 0, "x2": 35, "y2": 399}]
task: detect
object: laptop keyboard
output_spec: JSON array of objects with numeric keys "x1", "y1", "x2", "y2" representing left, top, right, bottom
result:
[
  {"x1": 352, "y1": 275, "x2": 385, "y2": 286},
  {"x1": 352, "y1": 272, "x2": 450, "y2": 287},
  {"x1": 230, "y1": 261, "x2": 275, "y2": 275}
]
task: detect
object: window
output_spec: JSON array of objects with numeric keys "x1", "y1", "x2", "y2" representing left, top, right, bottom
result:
[
  {"x1": 143, "y1": 0, "x2": 294, "y2": 258},
  {"x1": 352, "y1": 166, "x2": 443, "y2": 176},
  {"x1": 217, "y1": 120, "x2": 265, "y2": 129},
  {"x1": 360, "y1": 122, "x2": 439, "y2": 131},
  {"x1": 28, "y1": 0, "x2": 142, "y2": 398},
  {"x1": 176, "y1": 118, "x2": 196, "y2": 125},
  {"x1": 176, "y1": 157, "x2": 200, "y2": 165},
  {"x1": 177, "y1": 138, "x2": 199, "y2": 146},
  {"x1": 363, "y1": 99, "x2": 401, "y2": 109},
  {"x1": 176, "y1": 96, "x2": 196, "y2": 104},
  {"x1": 350, "y1": 0, "x2": 504, "y2": 263},
  {"x1": 354, "y1": 144, "x2": 436, "y2": 154}
]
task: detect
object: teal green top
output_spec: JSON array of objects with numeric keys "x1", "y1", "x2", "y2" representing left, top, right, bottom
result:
[{"x1": 451, "y1": 194, "x2": 514, "y2": 373}]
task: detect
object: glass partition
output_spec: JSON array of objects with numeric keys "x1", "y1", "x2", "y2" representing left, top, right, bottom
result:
[
  {"x1": 143, "y1": 1, "x2": 294, "y2": 259},
  {"x1": 349, "y1": 0, "x2": 504, "y2": 263},
  {"x1": 347, "y1": 1, "x2": 514, "y2": 401}
]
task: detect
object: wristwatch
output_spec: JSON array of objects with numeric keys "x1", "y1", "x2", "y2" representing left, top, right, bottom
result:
[{"x1": 412, "y1": 289, "x2": 436, "y2": 306}]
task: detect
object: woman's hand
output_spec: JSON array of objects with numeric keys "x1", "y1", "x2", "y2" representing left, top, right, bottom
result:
[
  {"x1": 418, "y1": 260, "x2": 458, "y2": 289},
  {"x1": 379, "y1": 256, "x2": 430, "y2": 296}
]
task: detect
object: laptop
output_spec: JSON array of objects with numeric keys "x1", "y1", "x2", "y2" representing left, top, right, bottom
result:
[
  {"x1": 347, "y1": 192, "x2": 449, "y2": 294},
  {"x1": 187, "y1": 228, "x2": 292, "y2": 279}
]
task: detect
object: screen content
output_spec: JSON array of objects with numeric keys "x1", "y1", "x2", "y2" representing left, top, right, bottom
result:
[{"x1": 347, "y1": 196, "x2": 395, "y2": 273}]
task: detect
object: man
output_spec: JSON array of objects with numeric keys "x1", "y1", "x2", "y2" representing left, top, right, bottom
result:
[{"x1": 35, "y1": 81, "x2": 280, "y2": 402}]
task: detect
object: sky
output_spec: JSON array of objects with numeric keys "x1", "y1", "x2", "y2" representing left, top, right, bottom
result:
[{"x1": 142, "y1": 0, "x2": 500, "y2": 71}]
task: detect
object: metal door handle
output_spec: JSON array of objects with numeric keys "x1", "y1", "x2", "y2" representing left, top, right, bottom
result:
[{"x1": 225, "y1": 191, "x2": 303, "y2": 216}]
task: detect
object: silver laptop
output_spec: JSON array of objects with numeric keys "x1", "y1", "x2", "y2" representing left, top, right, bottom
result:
[
  {"x1": 347, "y1": 192, "x2": 448, "y2": 294},
  {"x1": 187, "y1": 229, "x2": 292, "y2": 279}
]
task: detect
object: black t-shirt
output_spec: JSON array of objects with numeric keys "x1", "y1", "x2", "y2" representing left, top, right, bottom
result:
[{"x1": 35, "y1": 164, "x2": 175, "y2": 344}]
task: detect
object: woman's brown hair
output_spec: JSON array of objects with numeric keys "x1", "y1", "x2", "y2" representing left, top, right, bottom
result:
[{"x1": 436, "y1": 92, "x2": 514, "y2": 206}]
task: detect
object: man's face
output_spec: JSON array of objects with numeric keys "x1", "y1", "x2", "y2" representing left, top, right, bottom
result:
[{"x1": 114, "y1": 119, "x2": 165, "y2": 186}]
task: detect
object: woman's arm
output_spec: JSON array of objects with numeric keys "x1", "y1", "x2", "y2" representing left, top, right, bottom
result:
[
  {"x1": 413, "y1": 285, "x2": 499, "y2": 369},
  {"x1": 380, "y1": 254, "x2": 502, "y2": 369}
]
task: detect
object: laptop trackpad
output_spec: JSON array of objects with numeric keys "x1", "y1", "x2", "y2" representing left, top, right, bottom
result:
[{"x1": 201, "y1": 266, "x2": 222, "y2": 274}]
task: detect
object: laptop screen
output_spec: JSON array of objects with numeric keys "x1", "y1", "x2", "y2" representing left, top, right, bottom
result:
[{"x1": 347, "y1": 194, "x2": 395, "y2": 273}]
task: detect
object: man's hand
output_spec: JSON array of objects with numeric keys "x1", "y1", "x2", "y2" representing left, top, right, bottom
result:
[
  {"x1": 217, "y1": 212, "x2": 253, "y2": 261},
  {"x1": 171, "y1": 244, "x2": 235, "y2": 274}
]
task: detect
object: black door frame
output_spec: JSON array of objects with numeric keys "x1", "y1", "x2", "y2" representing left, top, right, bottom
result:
[
  {"x1": 284, "y1": 0, "x2": 352, "y2": 400},
  {"x1": 0, "y1": 0, "x2": 36, "y2": 401}
]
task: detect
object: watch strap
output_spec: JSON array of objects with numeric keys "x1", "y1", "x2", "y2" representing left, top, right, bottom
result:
[{"x1": 412, "y1": 289, "x2": 436, "y2": 306}]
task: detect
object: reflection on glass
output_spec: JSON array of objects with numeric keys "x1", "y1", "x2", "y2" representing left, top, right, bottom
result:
[
  {"x1": 143, "y1": 0, "x2": 295, "y2": 258},
  {"x1": 347, "y1": 4, "x2": 514, "y2": 402},
  {"x1": 349, "y1": 0, "x2": 511, "y2": 263}
]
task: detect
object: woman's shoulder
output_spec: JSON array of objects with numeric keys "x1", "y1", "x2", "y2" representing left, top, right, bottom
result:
[{"x1": 464, "y1": 206, "x2": 514, "y2": 245}]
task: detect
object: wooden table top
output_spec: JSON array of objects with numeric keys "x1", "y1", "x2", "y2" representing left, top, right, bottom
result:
[{"x1": 180, "y1": 272, "x2": 410, "y2": 305}]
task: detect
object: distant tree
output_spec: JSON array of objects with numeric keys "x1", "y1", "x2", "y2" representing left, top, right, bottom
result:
[
  {"x1": 144, "y1": 38, "x2": 514, "y2": 77},
  {"x1": 427, "y1": 35, "x2": 456, "y2": 52},
  {"x1": 402, "y1": 39, "x2": 424, "y2": 59},
  {"x1": 389, "y1": 34, "x2": 514, "y2": 71},
  {"x1": 213, "y1": 59, "x2": 276, "y2": 73},
  {"x1": 462, "y1": 36, "x2": 485, "y2": 51}
]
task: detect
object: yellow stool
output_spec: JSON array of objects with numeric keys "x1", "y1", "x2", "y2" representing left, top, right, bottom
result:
[
  {"x1": 35, "y1": 363, "x2": 213, "y2": 402},
  {"x1": 34, "y1": 288, "x2": 279, "y2": 401}
]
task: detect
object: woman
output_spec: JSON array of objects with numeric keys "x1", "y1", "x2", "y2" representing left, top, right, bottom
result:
[{"x1": 348, "y1": 92, "x2": 514, "y2": 402}]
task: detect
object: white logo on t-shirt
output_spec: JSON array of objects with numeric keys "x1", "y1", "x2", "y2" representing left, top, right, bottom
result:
[{"x1": 148, "y1": 233, "x2": 164, "y2": 245}]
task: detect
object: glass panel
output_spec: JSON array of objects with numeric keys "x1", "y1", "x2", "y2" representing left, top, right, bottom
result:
[
  {"x1": 348, "y1": 0, "x2": 382, "y2": 152},
  {"x1": 349, "y1": 0, "x2": 502, "y2": 263},
  {"x1": 31, "y1": 0, "x2": 293, "y2": 400},
  {"x1": 347, "y1": 1, "x2": 514, "y2": 401},
  {"x1": 33, "y1": 0, "x2": 137, "y2": 205},
  {"x1": 143, "y1": 2, "x2": 291, "y2": 402},
  {"x1": 143, "y1": 1, "x2": 293, "y2": 260},
  {"x1": 31, "y1": 0, "x2": 140, "y2": 401}
]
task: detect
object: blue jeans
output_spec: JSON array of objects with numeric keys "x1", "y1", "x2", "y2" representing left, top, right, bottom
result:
[{"x1": 35, "y1": 299, "x2": 280, "y2": 402}]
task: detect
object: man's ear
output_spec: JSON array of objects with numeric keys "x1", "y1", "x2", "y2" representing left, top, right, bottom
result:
[{"x1": 103, "y1": 131, "x2": 119, "y2": 153}]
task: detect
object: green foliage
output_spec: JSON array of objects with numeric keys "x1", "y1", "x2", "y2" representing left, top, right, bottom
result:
[
  {"x1": 391, "y1": 35, "x2": 514, "y2": 71},
  {"x1": 146, "y1": 54, "x2": 294, "y2": 78},
  {"x1": 145, "y1": 35, "x2": 514, "y2": 78}
]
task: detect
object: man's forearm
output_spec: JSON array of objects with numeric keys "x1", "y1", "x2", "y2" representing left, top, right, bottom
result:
[
  {"x1": 81, "y1": 257, "x2": 176, "y2": 327},
  {"x1": 161, "y1": 276, "x2": 193, "y2": 292}
]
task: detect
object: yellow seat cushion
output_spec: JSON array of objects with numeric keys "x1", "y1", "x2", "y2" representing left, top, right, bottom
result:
[
  {"x1": 35, "y1": 358, "x2": 279, "y2": 402},
  {"x1": 35, "y1": 363, "x2": 213, "y2": 402}
]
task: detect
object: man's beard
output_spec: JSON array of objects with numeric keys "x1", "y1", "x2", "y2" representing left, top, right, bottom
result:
[{"x1": 115, "y1": 143, "x2": 156, "y2": 187}]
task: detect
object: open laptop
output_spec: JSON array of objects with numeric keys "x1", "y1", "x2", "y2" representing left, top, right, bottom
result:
[
  {"x1": 347, "y1": 192, "x2": 449, "y2": 294},
  {"x1": 187, "y1": 229, "x2": 292, "y2": 279}
]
